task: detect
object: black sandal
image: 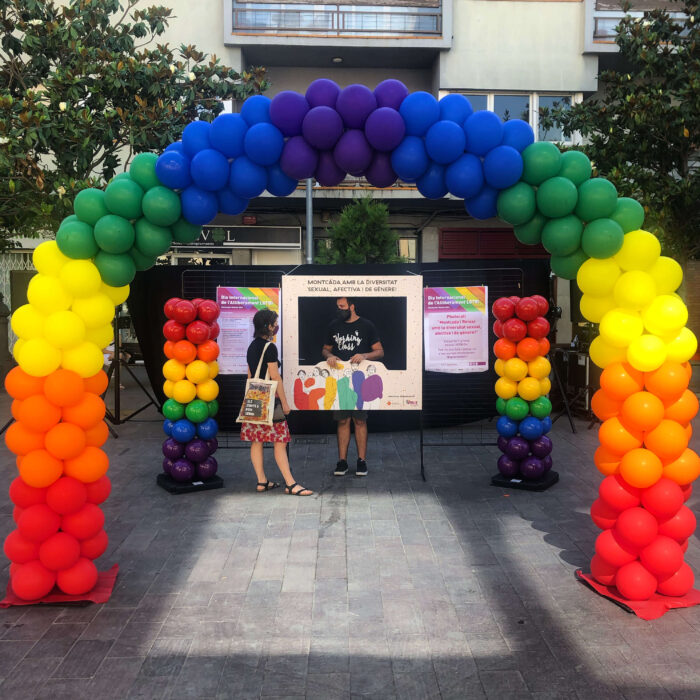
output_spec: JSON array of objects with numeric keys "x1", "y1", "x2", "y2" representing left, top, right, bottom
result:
[
  {"x1": 285, "y1": 482, "x2": 312, "y2": 496},
  {"x1": 256, "y1": 480, "x2": 280, "y2": 492}
]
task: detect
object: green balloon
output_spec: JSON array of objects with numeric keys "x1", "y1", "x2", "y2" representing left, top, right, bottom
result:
[
  {"x1": 94, "y1": 250, "x2": 137, "y2": 287},
  {"x1": 514, "y1": 212, "x2": 548, "y2": 246},
  {"x1": 541, "y1": 215, "x2": 583, "y2": 257},
  {"x1": 58, "y1": 214, "x2": 79, "y2": 230},
  {"x1": 207, "y1": 399, "x2": 219, "y2": 417},
  {"x1": 171, "y1": 218, "x2": 202, "y2": 244},
  {"x1": 497, "y1": 182, "x2": 536, "y2": 226},
  {"x1": 104, "y1": 178, "x2": 144, "y2": 220},
  {"x1": 521, "y1": 142, "x2": 561, "y2": 186},
  {"x1": 536, "y1": 176, "x2": 578, "y2": 219},
  {"x1": 74, "y1": 188, "x2": 109, "y2": 226},
  {"x1": 129, "y1": 245, "x2": 157, "y2": 272},
  {"x1": 582, "y1": 218, "x2": 624, "y2": 259},
  {"x1": 56, "y1": 221, "x2": 99, "y2": 259},
  {"x1": 505, "y1": 397, "x2": 529, "y2": 421},
  {"x1": 558, "y1": 150, "x2": 591, "y2": 186},
  {"x1": 129, "y1": 153, "x2": 160, "y2": 191},
  {"x1": 574, "y1": 178, "x2": 618, "y2": 222},
  {"x1": 496, "y1": 397, "x2": 507, "y2": 416},
  {"x1": 142, "y1": 186, "x2": 181, "y2": 227},
  {"x1": 610, "y1": 197, "x2": 645, "y2": 233},
  {"x1": 550, "y1": 248, "x2": 588, "y2": 280},
  {"x1": 110, "y1": 172, "x2": 132, "y2": 183},
  {"x1": 185, "y1": 399, "x2": 209, "y2": 423},
  {"x1": 94, "y1": 214, "x2": 135, "y2": 254},
  {"x1": 530, "y1": 396, "x2": 552, "y2": 418},
  {"x1": 163, "y1": 398, "x2": 185, "y2": 421},
  {"x1": 135, "y1": 218, "x2": 172, "y2": 257}
]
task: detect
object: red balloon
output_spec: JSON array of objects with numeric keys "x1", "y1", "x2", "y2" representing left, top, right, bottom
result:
[
  {"x1": 191, "y1": 297, "x2": 204, "y2": 308},
  {"x1": 508, "y1": 296, "x2": 521, "y2": 305},
  {"x1": 9, "y1": 477, "x2": 46, "y2": 508},
  {"x1": 56, "y1": 557, "x2": 98, "y2": 595},
  {"x1": 590, "y1": 553, "x2": 618, "y2": 586},
  {"x1": 599, "y1": 474, "x2": 641, "y2": 512},
  {"x1": 639, "y1": 535, "x2": 684, "y2": 578},
  {"x1": 656, "y1": 562, "x2": 695, "y2": 597},
  {"x1": 61, "y1": 503, "x2": 105, "y2": 540},
  {"x1": 80, "y1": 529, "x2": 109, "y2": 559},
  {"x1": 46, "y1": 477, "x2": 88, "y2": 516},
  {"x1": 657, "y1": 505, "x2": 696, "y2": 542},
  {"x1": 186, "y1": 320, "x2": 211, "y2": 345},
  {"x1": 527, "y1": 317, "x2": 551, "y2": 340},
  {"x1": 595, "y1": 529, "x2": 637, "y2": 568},
  {"x1": 163, "y1": 320, "x2": 186, "y2": 342},
  {"x1": 681, "y1": 484, "x2": 692, "y2": 502},
  {"x1": 197, "y1": 299, "x2": 220, "y2": 323},
  {"x1": 492, "y1": 320, "x2": 504, "y2": 338},
  {"x1": 590, "y1": 499, "x2": 618, "y2": 530},
  {"x1": 163, "y1": 297, "x2": 182, "y2": 319},
  {"x1": 492, "y1": 297, "x2": 515, "y2": 322},
  {"x1": 515, "y1": 297, "x2": 539, "y2": 322},
  {"x1": 18, "y1": 504, "x2": 61, "y2": 543},
  {"x1": 11, "y1": 560, "x2": 56, "y2": 600},
  {"x1": 530, "y1": 294, "x2": 549, "y2": 316},
  {"x1": 13, "y1": 506, "x2": 23, "y2": 523},
  {"x1": 3, "y1": 530, "x2": 40, "y2": 564},
  {"x1": 503, "y1": 318, "x2": 527, "y2": 342},
  {"x1": 85, "y1": 476, "x2": 112, "y2": 505},
  {"x1": 172, "y1": 300, "x2": 197, "y2": 324},
  {"x1": 39, "y1": 532, "x2": 81, "y2": 571},
  {"x1": 614, "y1": 507, "x2": 658, "y2": 549},
  {"x1": 208, "y1": 320, "x2": 220, "y2": 340},
  {"x1": 640, "y1": 477, "x2": 684, "y2": 521},
  {"x1": 615, "y1": 561, "x2": 657, "y2": 600},
  {"x1": 681, "y1": 538, "x2": 689, "y2": 553}
]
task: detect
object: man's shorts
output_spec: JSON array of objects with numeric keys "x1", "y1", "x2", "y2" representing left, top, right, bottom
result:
[{"x1": 333, "y1": 410, "x2": 368, "y2": 421}]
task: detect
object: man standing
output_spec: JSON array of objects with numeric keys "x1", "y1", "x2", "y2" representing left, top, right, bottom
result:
[{"x1": 322, "y1": 297, "x2": 384, "y2": 477}]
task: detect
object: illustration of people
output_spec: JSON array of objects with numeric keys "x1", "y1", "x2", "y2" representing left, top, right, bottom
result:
[
  {"x1": 361, "y1": 364, "x2": 384, "y2": 409},
  {"x1": 321, "y1": 368, "x2": 337, "y2": 411},
  {"x1": 293, "y1": 369, "x2": 309, "y2": 410},
  {"x1": 351, "y1": 363, "x2": 365, "y2": 410},
  {"x1": 337, "y1": 367, "x2": 358, "y2": 411},
  {"x1": 305, "y1": 366, "x2": 326, "y2": 410}
]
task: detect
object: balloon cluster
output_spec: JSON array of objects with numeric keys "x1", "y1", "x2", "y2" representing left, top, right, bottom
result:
[
  {"x1": 161, "y1": 298, "x2": 220, "y2": 482},
  {"x1": 3, "y1": 367, "x2": 111, "y2": 600},
  {"x1": 493, "y1": 295, "x2": 554, "y2": 480}
]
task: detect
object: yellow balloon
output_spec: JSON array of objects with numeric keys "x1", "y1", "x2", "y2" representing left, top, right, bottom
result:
[
  {"x1": 163, "y1": 359, "x2": 186, "y2": 382},
  {"x1": 665, "y1": 327, "x2": 697, "y2": 364},
  {"x1": 85, "y1": 324, "x2": 114, "y2": 350},
  {"x1": 648, "y1": 256, "x2": 683, "y2": 295},
  {"x1": 517, "y1": 377, "x2": 541, "y2": 401},
  {"x1": 173, "y1": 379, "x2": 197, "y2": 404},
  {"x1": 44, "y1": 310, "x2": 86, "y2": 349},
  {"x1": 11, "y1": 304, "x2": 45, "y2": 340},
  {"x1": 197, "y1": 378, "x2": 219, "y2": 402},
  {"x1": 185, "y1": 359, "x2": 209, "y2": 384},
  {"x1": 495, "y1": 377, "x2": 518, "y2": 400},
  {"x1": 580, "y1": 294, "x2": 616, "y2": 323},
  {"x1": 599, "y1": 308, "x2": 643, "y2": 348},
  {"x1": 72, "y1": 294, "x2": 115, "y2": 329},
  {"x1": 32, "y1": 240, "x2": 69, "y2": 276},
  {"x1": 504, "y1": 357, "x2": 528, "y2": 382},
  {"x1": 62, "y1": 341, "x2": 105, "y2": 377},
  {"x1": 163, "y1": 380, "x2": 175, "y2": 399},
  {"x1": 207, "y1": 361, "x2": 219, "y2": 379},
  {"x1": 59, "y1": 259, "x2": 102, "y2": 298},
  {"x1": 494, "y1": 358, "x2": 505, "y2": 377},
  {"x1": 642, "y1": 295, "x2": 688, "y2": 337},
  {"x1": 527, "y1": 356, "x2": 551, "y2": 379},
  {"x1": 539, "y1": 377, "x2": 551, "y2": 395},
  {"x1": 613, "y1": 270, "x2": 657, "y2": 309},
  {"x1": 27, "y1": 274, "x2": 73, "y2": 315},
  {"x1": 16, "y1": 337, "x2": 62, "y2": 376},
  {"x1": 627, "y1": 334, "x2": 667, "y2": 372},
  {"x1": 100, "y1": 282, "x2": 130, "y2": 306},
  {"x1": 589, "y1": 335, "x2": 628, "y2": 369},
  {"x1": 613, "y1": 230, "x2": 660, "y2": 271},
  {"x1": 576, "y1": 257, "x2": 621, "y2": 298}
]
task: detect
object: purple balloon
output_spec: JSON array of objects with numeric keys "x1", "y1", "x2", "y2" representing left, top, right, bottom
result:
[
  {"x1": 497, "y1": 435, "x2": 509, "y2": 453},
  {"x1": 497, "y1": 455, "x2": 520, "y2": 478},
  {"x1": 374, "y1": 79, "x2": 409, "y2": 110},
  {"x1": 270, "y1": 91, "x2": 309, "y2": 137},
  {"x1": 302, "y1": 107, "x2": 344, "y2": 151},
  {"x1": 542, "y1": 455, "x2": 553, "y2": 473},
  {"x1": 316, "y1": 151, "x2": 346, "y2": 187},
  {"x1": 171, "y1": 458, "x2": 195, "y2": 483},
  {"x1": 336, "y1": 84, "x2": 377, "y2": 128},
  {"x1": 530, "y1": 435, "x2": 553, "y2": 459},
  {"x1": 365, "y1": 152, "x2": 397, "y2": 188},
  {"x1": 505, "y1": 436, "x2": 530, "y2": 461},
  {"x1": 204, "y1": 437, "x2": 218, "y2": 454},
  {"x1": 197, "y1": 456, "x2": 218, "y2": 480},
  {"x1": 185, "y1": 438, "x2": 210, "y2": 463},
  {"x1": 306, "y1": 78, "x2": 341, "y2": 108},
  {"x1": 162, "y1": 437, "x2": 184, "y2": 460},
  {"x1": 520, "y1": 456, "x2": 545, "y2": 480},
  {"x1": 162, "y1": 457, "x2": 174, "y2": 476},
  {"x1": 364, "y1": 108, "x2": 406, "y2": 152},
  {"x1": 333, "y1": 130, "x2": 373, "y2": 175},
  {"x1": 280, "y1": 136, "x2": 318, "y2": 181}
]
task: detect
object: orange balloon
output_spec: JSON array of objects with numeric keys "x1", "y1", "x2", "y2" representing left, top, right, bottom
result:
[
  {"x1": 163, "y1": 341, "x2": 176, "y2": 359},
  {"x1": 663, "y1": 390, "x2": 699, "y2": 426},
  {"x1": 516, "y1": 338, "x2": 540, "y2": 362},
  {"x1": 84, "y1": 421, "x2": 109, "y2": 447},
  {"x1": 11, "y1": 399, "x2": 22, "y2": 421},
  {"x1": 681, "y1": 362, "x2": 693, "y2": 381},
  {"x1": 600, "y1": 363, "x2": 645, "y2": 401},
  {"x1": 493, "y1": 338, "x2": 516, "y2": 361},
  {"x1": 45, "y1": 423, "x2": 87, "y2": 460},
  {"x1": 538, "y1": 338, "x2": 550, "y2": 356},
  {"x1": 61, "y1": 393, "x2": 106, "y2": 430},
  {"x1": 645, "y1": 419, "x2": 688, "y2": 463},
  {"x1": 173, "y1": 340, "x2": 198, "y2": 364},
  {"x1": 620, "y1": 391, "x2": 665, "y2": 432},
  {"x1": 17, "y1": 394, "x2": 62, "y2": 433},
  {"x1": 83, "y1": 370, "x2": 109, "y2": 396},
  {"x1": 19, "y1": 449, "x2": 63, "y2": 488},
  {"x1": 663, "y1": 448, "x2": 700, "y2": 485},
  {"x1": 196, "y1": 340, "x2": 220, "y2": 363},
  {"x1": 645, "y1": 362, "x2": 689, "y2": 401},
  {"x1": 619, "y1": 448, "x2": 663, "y2": 489},
  {"x1": 5, "y1": 366, "x2": 45, "y2": 400},
  {"x1": 43, "y1": 369, "x2": 85, "y2": 407},
  {"x1": 594, "y1": 446, "x2": 621, "y2": 476},
  {"x1": 5, "y1": 421, "x2": 45, "y2": 456},
  {"x1": 591, "y1": 389, "x2": 622, "y2": 422},
  {"x1": 599, "y1": 417, "x2": 643, "y2": 455},
  {"x1": 64, "y1": 446, "x2": 109, "y2": 483}
]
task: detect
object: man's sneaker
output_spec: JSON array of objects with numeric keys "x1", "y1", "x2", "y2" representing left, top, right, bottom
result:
[
  {"x1": 356, "y1": 459, "x2": 368, "y2": 477},
  {"x1": 334, "y1": 459, "x2": 349, "y2": 476}
]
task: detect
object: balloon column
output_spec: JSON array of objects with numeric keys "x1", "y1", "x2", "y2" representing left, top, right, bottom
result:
[
  {"x1": 161, "y1": 297, "x2": 220, "y2": 484},
  {"x1": 493, "y1": 295, "x2": 554, "y2": 481}
]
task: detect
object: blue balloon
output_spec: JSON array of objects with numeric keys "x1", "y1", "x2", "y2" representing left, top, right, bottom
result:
[
  {"x1": 210, "y1": 113, "x2": 247, "y2": 158},
  {"x1": 416, "y1": 162, "x2": 447, "y2": 199},
  {"x1": 241, "y1": 95, "x2": 271, "y2": 125},
  {"x1": 465, "y1": 185, "x2": 498, "y2": 219},
  {"x1": 390, "y1": 136, "x2": 429, "y2": 181},
  {"x1": 483, "y1": 145, "x2": 524, "y2": 190},
  {"x1": 191, "y1": 149, "x2": 230, "y2": 191},
  {"x1": 541, "y1": 416, "x2": 553, "y2": 434},
  {"x1": 445, "y1": 154, "x2": 483, "y2": 199},
  {"x1": 425, "y1": 120, "x2": 466, "y2": 165},
  {"x1": 155, "y1": 151, "x2": 192, "y2": 190},
  {"x1": 464, "y1": 111, "x2": 503, "y2": 156},
  {"x1": 501, "y1": 119, "x2": 535, "y2": 153},
  {"x1": 182, "y1": 121, "x2": 212, "y2": 159},
  {"x1": 229, "y1": 156, "x2": 267, "y2": 199},
  {"x1": 399, "y1": 91, "x2": 440, "y2": 136},
  {"x1": 267, "y1": 164, "x2": 298, "y2": 197},
  {"x1": 163, "y1": 419, "x2": 174, "y2": 436},
  {"x1": 181, "y1": 186, "x2": 218, "y2": 226},
  {"x1": 244, "y1": 122, "x2": 285, "y2": 166},
  {"x1": 439, "y1": 94, "x2": 473, "y2": 124},
  {"x1": 171, "y1": 418, "x2": 196, "y2": 443},
  {"x1": 217, "y1": 188, "x2": 248, "y2": 215},
  {"x1": 497, "y1": 416, "x2": 519, "y2": 438},
  {"x1": 165, "y1": 141, "x2": 184, "y2": 153},
  {"x1": 519, "y1": 416, "x2": 544, "y2": 441},
  {"x1": 197, "y1": 417, "x2": 218, "y2": 440}
]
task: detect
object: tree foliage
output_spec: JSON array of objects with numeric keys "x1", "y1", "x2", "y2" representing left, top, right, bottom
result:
[
  {"x1": 539, "y1": 0, "x2": 699, "y2": 259},
  {"x1": 0, "y1": 0, "x2": 268, "y2": 246}
]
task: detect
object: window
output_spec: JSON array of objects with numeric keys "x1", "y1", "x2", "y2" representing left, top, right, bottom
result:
[
  {"x1": 463, "y1": 94, "x2": 487, "y2": 112},
  {"x1": 538, "y1": 95, "x2": 572, "y2": 142},
  {"x1": 398, "y1": 238, "x2": 417, "y2": 262},
  {"x1": 494, "y1": 95, "x2": 530, "y2": 123}
]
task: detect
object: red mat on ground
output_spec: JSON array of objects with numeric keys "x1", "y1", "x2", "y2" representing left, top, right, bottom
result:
[
  {"x1": 576, "y1": 569, "x2": 700, "y2": 621},
  {"x1": 0, "y1": 564, "x2": 119, "y2": 608}
]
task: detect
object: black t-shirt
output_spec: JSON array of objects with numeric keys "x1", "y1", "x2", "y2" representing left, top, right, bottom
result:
[
  {"x1": 325, "y1": 317, "x2": 380, "y2": 362},
  {"x1": 246, "y1": 337, "x2": 279, "y2": 377}
]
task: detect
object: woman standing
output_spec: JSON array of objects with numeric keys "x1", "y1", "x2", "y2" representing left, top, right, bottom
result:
[{"x1": 241, "y1": 309, "x2": 312, "y2": 496}]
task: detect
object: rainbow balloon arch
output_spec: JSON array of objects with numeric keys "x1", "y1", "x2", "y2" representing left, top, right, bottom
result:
[{"x1": 3, "y1": 78, "x2": 698, "y2": 610}]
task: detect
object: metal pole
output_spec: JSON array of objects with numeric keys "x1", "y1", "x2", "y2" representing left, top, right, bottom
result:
[{"x1": 305, "y1": 178, "x2": 313, "y2": 264}]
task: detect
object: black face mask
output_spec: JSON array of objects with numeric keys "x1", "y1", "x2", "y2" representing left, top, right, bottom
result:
[{"x1": 337, "y1": 309, "x2": 351, "y2": 321}]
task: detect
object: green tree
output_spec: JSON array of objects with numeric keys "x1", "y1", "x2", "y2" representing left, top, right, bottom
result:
[
  {"x1": 0, "y1": 0, "x2": 268, "y2": 248},
  {"x1": 316, "y1": 197, "x2": 404, "y2": 264},
  {"x1": 539, "y1": 0, "x2": 699, "y2": 260}
]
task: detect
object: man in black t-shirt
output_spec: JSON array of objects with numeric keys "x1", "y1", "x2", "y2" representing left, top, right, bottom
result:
[{"x1": 322, "y1": 297, "x2": 384, "y2": 477}]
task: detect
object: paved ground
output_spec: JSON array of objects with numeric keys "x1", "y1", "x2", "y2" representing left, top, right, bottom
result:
[{"x1": 0, "y1": 374, "x2": 699, "y2": 699}]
